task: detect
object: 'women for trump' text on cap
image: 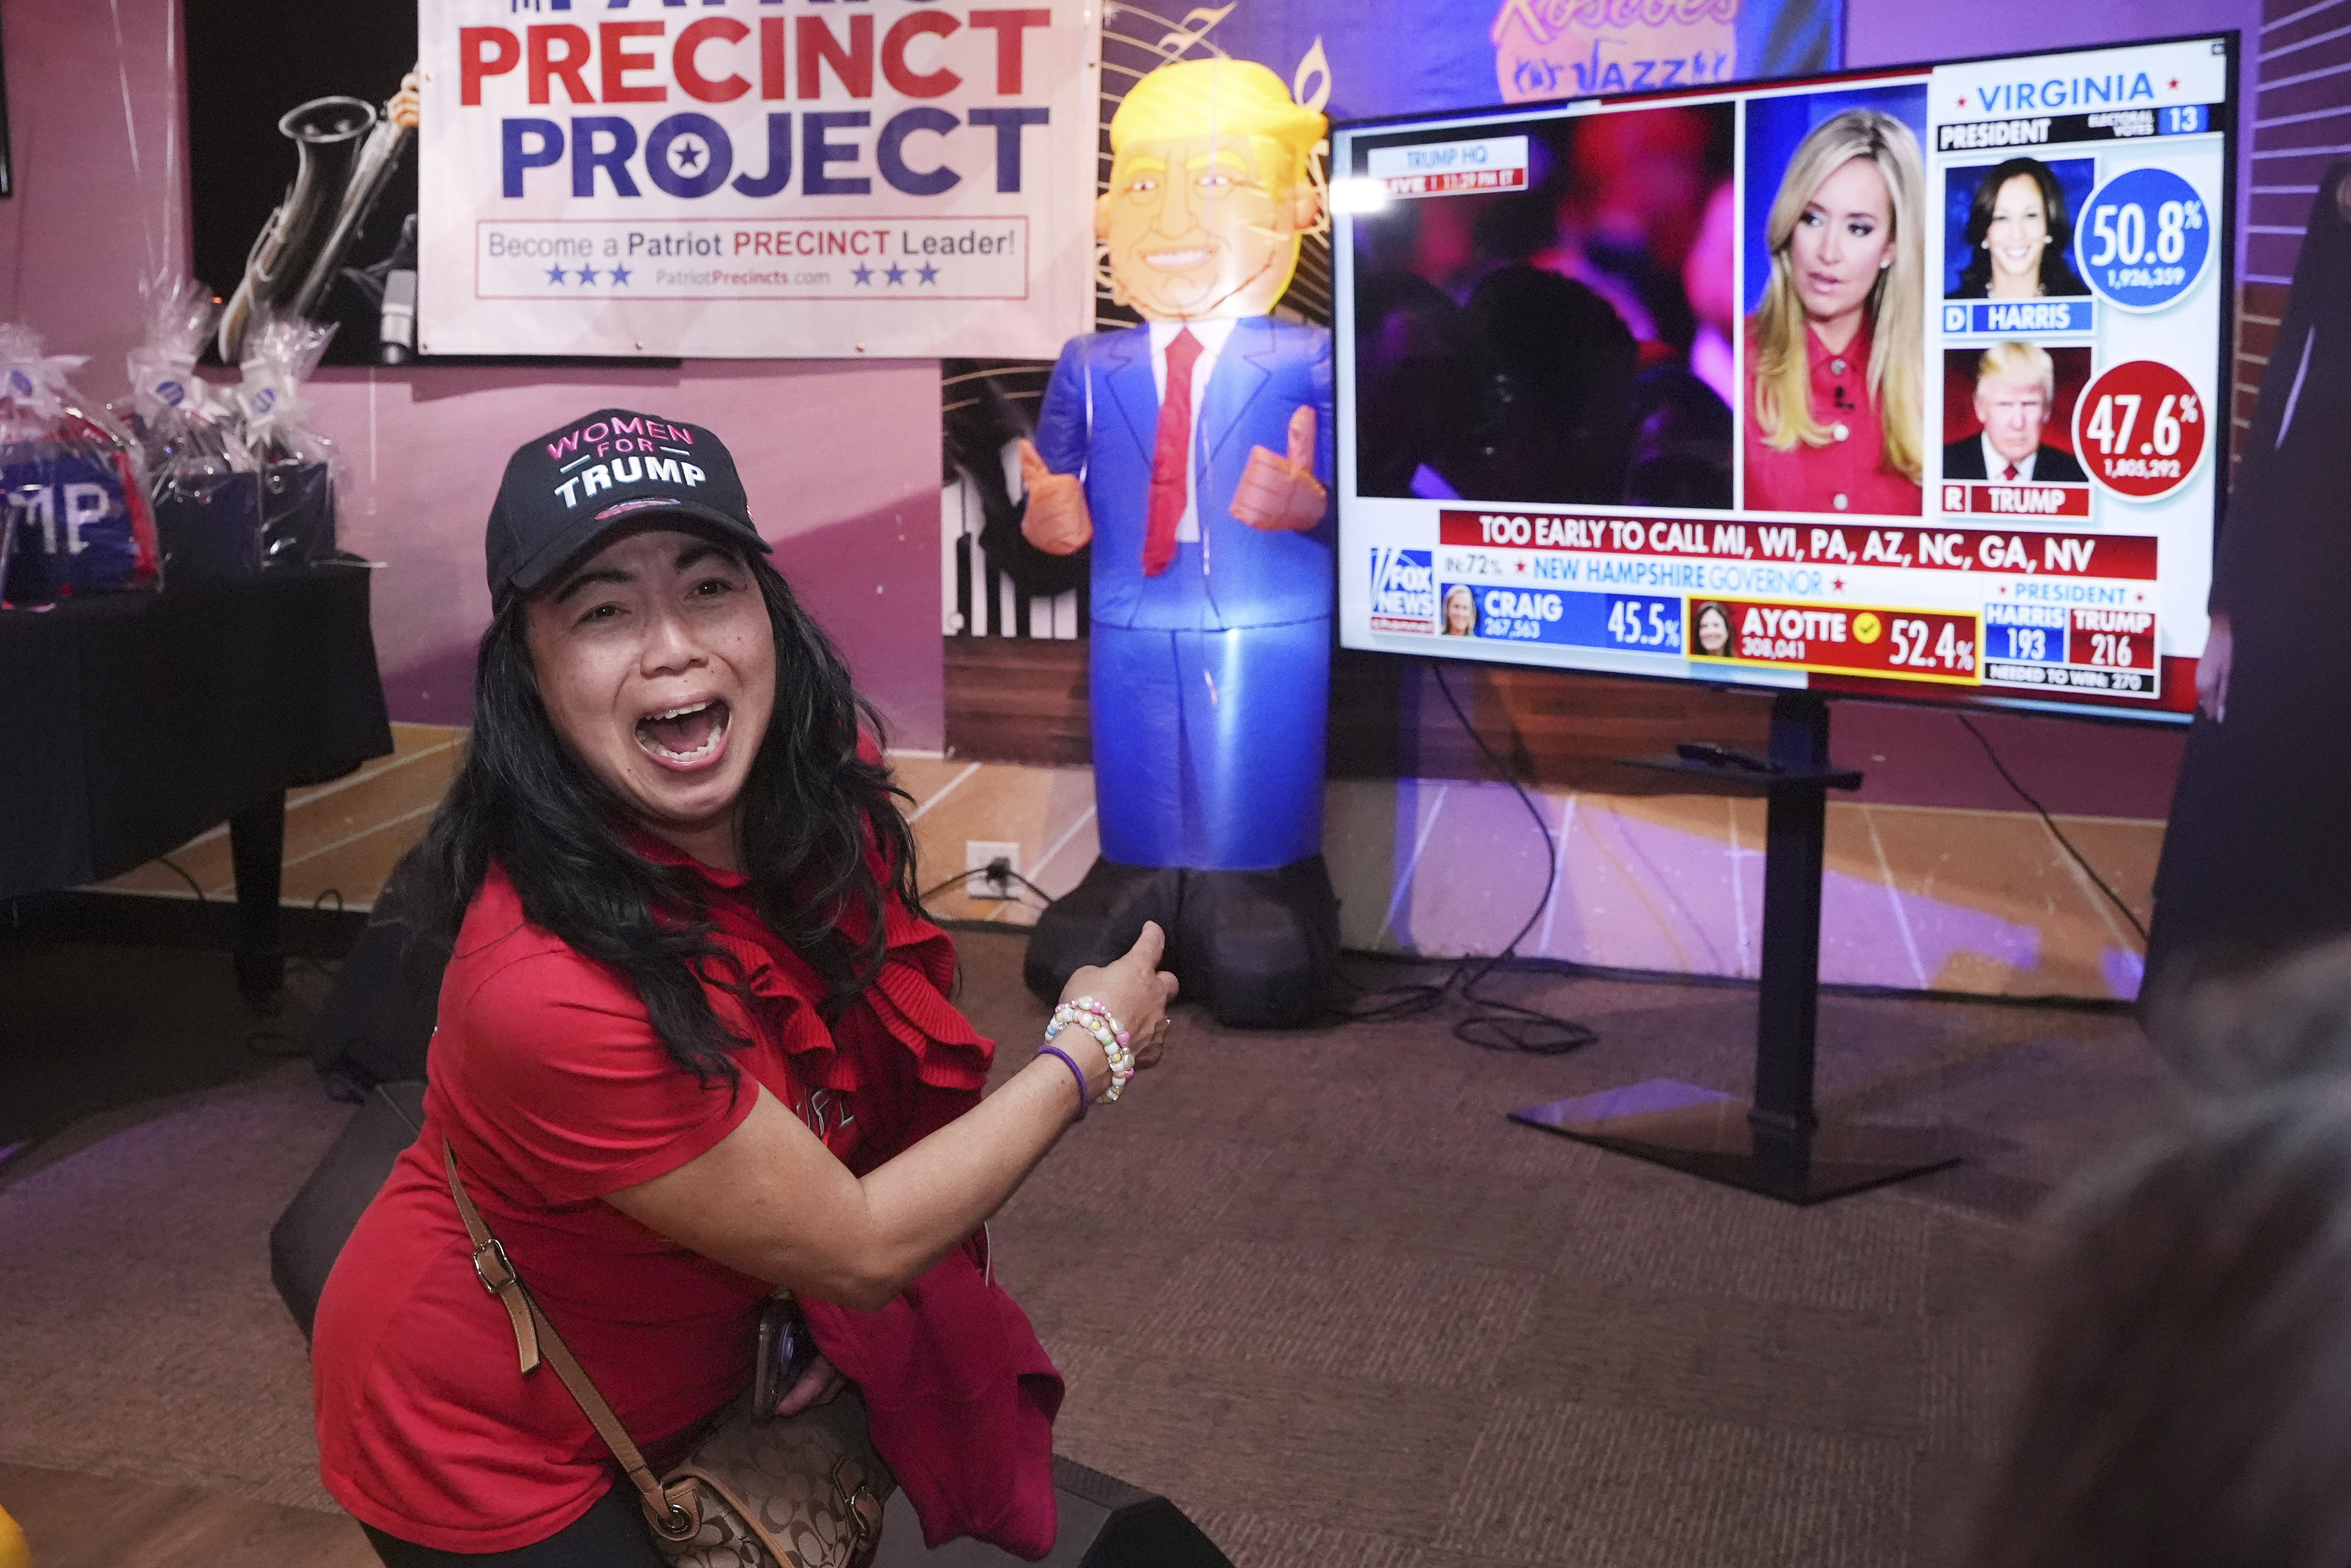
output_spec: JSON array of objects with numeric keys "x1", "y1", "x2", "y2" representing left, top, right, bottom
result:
[{"x1": 485, "y1": 408, "x2": 769, "y2": 606}]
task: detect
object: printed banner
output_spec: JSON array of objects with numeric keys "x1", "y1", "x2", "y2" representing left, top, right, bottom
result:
[{"x1": 417, "y1": 0, "x2": 1097, "y2": 359}]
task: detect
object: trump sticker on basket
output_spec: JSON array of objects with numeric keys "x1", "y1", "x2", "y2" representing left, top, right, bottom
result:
[{"x1": 416, "y1": 0, "x2": 1096, "y2": 358}]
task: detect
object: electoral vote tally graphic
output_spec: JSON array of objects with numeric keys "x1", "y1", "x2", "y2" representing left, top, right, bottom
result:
[
  {"x1": 415, "y1": 0, "x2": 1096, "y2": 359},
  {"x1": 1338, "y1": 34, "x2": 2233, "y2": 721}
]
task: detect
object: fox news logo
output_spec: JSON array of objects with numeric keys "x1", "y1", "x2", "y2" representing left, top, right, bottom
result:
[{"x1": 1369, "y1": 547, "x2": 1437, "y2": 633}]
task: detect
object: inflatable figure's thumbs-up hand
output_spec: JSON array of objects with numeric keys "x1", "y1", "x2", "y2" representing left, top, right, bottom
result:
[
  {"x1": 1230, "y1": 405, "x2": 1326, "y2": 533},
  {"x1": 1018, "y1": 439, "x2": 1094, "y2": 555}
]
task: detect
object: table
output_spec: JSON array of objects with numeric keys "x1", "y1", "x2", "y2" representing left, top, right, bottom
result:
[{"x1": 0, "y1": 564, "x2": 396, "y2": 1005}]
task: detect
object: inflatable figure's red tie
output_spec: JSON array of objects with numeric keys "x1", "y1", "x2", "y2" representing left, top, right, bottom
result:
[{"x1": 1144, "y1": 327, "x2": 1203, "y2": 577}]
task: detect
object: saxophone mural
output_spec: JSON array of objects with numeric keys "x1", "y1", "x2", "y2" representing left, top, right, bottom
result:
[{"x1": 1017, "y1": 57, "x2": 1337, "y2": 1027}]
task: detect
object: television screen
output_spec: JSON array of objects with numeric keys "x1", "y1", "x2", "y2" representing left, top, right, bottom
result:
[{"x1": 1333, "y1": 34, "x2": 2235, "y2": 722}]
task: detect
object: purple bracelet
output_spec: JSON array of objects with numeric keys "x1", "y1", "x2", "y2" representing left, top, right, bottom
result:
[{"x1": 1037, "y1": 1044, "x2": 1089, "y2": 1121}]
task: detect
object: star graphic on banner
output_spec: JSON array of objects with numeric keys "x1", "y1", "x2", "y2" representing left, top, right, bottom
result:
[
  {"x1": 545, "y1": 263, "x2": 568, "y2": 284},
  {"x1": 577, "y1": 264, "x2": 600, "y2": 285},
  {"x1": 609, "y1": 263, "x2": 632, "y2": 285},
  {"x1": 852, "y1": 263, "x2": 874, "y2": 285},
  {"x1": 1831, "y1": 577, "x2": 1845, "y2": 591},
  {"x1": 673, "y1": 138, "x2": 705, "y2": 171},
  {"x1": 1513, "y1": 558, "x2": 1528, "y2": 573},
  {"x1": 2168, "y1": 77, "x2": 2180, "y2": 89},
  {"x1": 884, "y1": 263, "x2": 908, "y2": 286},
  {"x1": 917, "y1": 262, "x2": 940, "y2": 284}
]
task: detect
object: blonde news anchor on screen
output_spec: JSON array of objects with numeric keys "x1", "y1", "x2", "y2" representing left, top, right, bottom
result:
[{"x1": 1744, "y1": 109, "x2": 1927, "y2": 517}]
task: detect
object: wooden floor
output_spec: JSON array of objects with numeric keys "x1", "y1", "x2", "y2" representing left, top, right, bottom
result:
[
  {"x1": 0, "y1": 1462, "x2": 376, "y2": 1568},
  {"x1": 99, "y1": 722, "x2": 465, "y2": 914}
]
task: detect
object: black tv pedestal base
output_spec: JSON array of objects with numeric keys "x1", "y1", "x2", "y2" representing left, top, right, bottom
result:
[{"x1": 1511, "y1": 690, "x2": 1960, "y2": 1206}]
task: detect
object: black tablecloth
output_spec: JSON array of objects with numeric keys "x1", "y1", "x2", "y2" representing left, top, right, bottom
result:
[{"x1": 0, "y1": 565, "x2": 395, "y2": 900}]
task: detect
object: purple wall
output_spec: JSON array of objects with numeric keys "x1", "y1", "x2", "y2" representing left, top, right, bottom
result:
[
  {"x1": 0, "y1": 0, "x2": 190, "y2": 380},
  {"x1": 0, "y1": 0, "x2": 945, "y2": 749},
  {"x1": 312, "y1": 365, "x2": 941, "y2": 738}
]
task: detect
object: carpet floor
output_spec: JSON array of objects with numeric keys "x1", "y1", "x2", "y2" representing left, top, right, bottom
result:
[{"x1": 0, "y1": 930, "x2": 2183, "y2": 1566}]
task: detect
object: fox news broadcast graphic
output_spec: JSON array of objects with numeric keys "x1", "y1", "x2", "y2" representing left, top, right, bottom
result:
[
  {"x1": 416, "y1": 0, "x2": 1097, "y2": 359},
  {"x1": 1336, "y1": 33, "x2": 2233, "y2": 721}
]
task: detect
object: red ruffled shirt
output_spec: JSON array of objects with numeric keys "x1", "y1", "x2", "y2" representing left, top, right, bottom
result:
[
  {"x1": 312, "y1": 836, "x2": 1061, "y2": 1556},
  {"x1": 1742, "y1": 317, "x2": 1923, "y2": 517}
]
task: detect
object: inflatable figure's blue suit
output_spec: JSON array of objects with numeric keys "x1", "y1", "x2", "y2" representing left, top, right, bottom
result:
[{"x1": 1032, "y1": 317, "x2": 1334, "y2": 870}]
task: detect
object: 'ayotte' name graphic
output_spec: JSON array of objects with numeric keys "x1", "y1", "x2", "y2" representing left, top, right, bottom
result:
[{"x1": 1692, "y1": 599, "x2": 1981, "y2": 685}]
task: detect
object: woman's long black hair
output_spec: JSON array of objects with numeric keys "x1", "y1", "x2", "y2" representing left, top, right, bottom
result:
[
  {"x1": 409, "y1": 547, "x2": 920, "y2": 1088},
  {"x1": 1958, "y1": 157, "x2": 2087, "y2": 298}
]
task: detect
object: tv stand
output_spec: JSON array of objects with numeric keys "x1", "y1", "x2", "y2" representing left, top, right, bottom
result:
[{"x1": 1510, "y1": 689, "x2": 1960, "y2": 1205}]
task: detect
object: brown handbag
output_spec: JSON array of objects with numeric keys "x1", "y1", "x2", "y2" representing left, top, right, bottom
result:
[{"x1": 443, "y1": 1142, "x2": 894, "y2": 1568}]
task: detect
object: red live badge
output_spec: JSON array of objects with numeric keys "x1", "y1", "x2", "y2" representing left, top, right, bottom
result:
[{"x1": 2072, "y1": 359, "x2": 2206, "y2": 502}]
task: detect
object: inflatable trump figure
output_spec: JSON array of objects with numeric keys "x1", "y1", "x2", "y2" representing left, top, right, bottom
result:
[{"x1": 1019, "y1": 58, "x2": 1337, "y2": 1027}]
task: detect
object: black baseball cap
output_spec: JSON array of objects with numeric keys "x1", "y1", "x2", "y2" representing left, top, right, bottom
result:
[{"x1": 485, "y1": 408, "x2": 770, "y2": 606}]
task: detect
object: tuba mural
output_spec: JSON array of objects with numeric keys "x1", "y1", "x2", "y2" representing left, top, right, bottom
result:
[{"x1": 218, "y1": 71, "x2": 418, "y2": 364}]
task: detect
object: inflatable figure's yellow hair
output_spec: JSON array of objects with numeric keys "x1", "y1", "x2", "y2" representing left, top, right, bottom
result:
[{"x1": 1110, "y1": 59, "x2": 1325, "y2": 192}]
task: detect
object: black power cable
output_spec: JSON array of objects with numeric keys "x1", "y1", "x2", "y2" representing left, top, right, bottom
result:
[
  {"x1": 158, "y1": 856, "x2": 207, "y2": 902},
  {"x1": 1335, "y1": 664, "x2": 1598, "y2": 1056},
  {"x1": 907, "y1": 681, "x2": 1593, "y2": 1053},
  {"x1": 1954, "y1": 713, "x2": 2150, "y2": 946},
  {"x1": 919, "y1": 860, "x2": 1058, "y2": 910}
]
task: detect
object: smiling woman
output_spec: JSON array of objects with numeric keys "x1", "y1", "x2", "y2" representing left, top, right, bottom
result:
[{"x1": 308, "y1": 410, "x2": 1178, "y2": 1567}]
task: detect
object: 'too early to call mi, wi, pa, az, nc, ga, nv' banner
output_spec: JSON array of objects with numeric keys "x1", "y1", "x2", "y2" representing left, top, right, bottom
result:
[{"x1": 416, "y1": 0, "x2": 1096, "y2": 359}]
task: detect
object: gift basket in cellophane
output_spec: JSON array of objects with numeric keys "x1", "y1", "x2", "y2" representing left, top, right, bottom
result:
[
  {"x1": 0, "y1": 324, "x2": 162, "y2": 606},
  {"x1": 119, "y1": 276, "x2": 267, "y2": 583},
  {"x1": 234, "y1": 317, "x2": 342, "y2": 568}
]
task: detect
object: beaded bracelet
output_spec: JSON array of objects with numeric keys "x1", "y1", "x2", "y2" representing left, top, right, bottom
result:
[
  {"x1": 1036, "y1": 1043, "x2": 1089, "y2": 1121},
  {"x1": 1046, "y1": 995, "x2": 1136, "y2": 1102},
  {"x1": 1049, "y1": 1001, "x2": 1128, "y2": 1100},
  {"x1": 1069, "y1": 996, "x2": 1136, "y2": 1101}
]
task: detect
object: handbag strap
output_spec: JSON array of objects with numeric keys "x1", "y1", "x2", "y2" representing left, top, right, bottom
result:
[{"x1": 442, "y1": 1141, "x2": 703, "y2": 1542}]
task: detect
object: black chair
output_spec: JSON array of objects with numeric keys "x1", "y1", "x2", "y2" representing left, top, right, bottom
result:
[{"x1": 269, "y1": 1077, "x2": 425, "y2": 1340}]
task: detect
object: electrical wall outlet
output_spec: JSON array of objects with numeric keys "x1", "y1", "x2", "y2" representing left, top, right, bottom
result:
[{"x1": 964, "y1": 841, "x2": 1022, "y2": 900}]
